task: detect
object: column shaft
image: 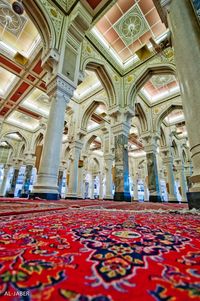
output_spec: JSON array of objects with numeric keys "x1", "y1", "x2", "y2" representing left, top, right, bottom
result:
[
  {"x1": 104, "y1": 156, "x2": 113, "y2": 200},
  {"x1": 169, "y1": 0, "x2": 200, "y2": 208},
  {"x1": 0, "y1": 167, "x2": 11, "y2": 197},
  {"x1": 66, "y1": 143, "x2": 82, "y2": 199},
  {"x1": 32, "y1": 77, "x2": 73, "y2": 200}
]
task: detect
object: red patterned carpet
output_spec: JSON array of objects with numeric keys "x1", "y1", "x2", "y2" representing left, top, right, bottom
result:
[
  {"x1": 0, "y1": 206, "x2": 200, "y2": 301},
  {"x1": 0, "y1": 198, "x2": 188, "y2": 216}
]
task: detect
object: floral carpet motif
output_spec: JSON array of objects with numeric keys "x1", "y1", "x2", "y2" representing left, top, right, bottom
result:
[{"x1": 0, "y1": 209, "x2": 199, "y2": 300}]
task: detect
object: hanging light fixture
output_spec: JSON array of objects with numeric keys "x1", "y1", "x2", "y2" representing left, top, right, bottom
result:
[{"x1": 12, "y1": 0, "x2": 24, "y2": 15}]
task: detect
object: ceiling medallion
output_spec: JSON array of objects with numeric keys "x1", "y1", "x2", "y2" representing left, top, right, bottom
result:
[
  {"x1": 0, "y1": 0, "x2": 27, "y2": 37},
  {"x1": 114, "y1": 4, "x2": 149, "y2": 46},
  {"x1": 151, "y1": 75, "x2": 175, "y2": 88}
]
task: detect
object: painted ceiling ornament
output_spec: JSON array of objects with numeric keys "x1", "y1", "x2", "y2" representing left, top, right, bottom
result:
[
  {"x1": 151, "y1": 75, "x2": 175, "y2": 88},
  {"x1": 114, "y1": 5, "x2": 149, "y2": 46},
  {"x1": 0, "y1": 0, "x2": 27, "y2": 37}
]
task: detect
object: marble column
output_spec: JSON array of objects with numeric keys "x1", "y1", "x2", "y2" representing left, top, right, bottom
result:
[
  {"x1": 112, "y1": 122, "x2": 131, "y2": 202},
  {"x1": 21, "y1": 165, "x2": 33, "y2": 197},
  {"x1": 90, "y1": 175, "x2": 95, "y2": 199},
  {"x1": 133, "y1": 178, "x2": 138, "y2": 201},
  {"x1": 57, "y1": 170, "x2": 64, "y2": 196},
  {"x1": 162, "y1": 149, "x2": 178, "y2": 203},
  {"x1": 175, "y1": 160, "x2": 188, "y2": 203},
  {"x1": 169, "y1": 0, "x2": 200, "y2": 209},
  {"x1": 143, "y1": 180, "x2": 149, "y2": 202},
  {"x1": 99, "y1": 173, "x2": 104, "y2": 200},
  {"x1": 7, "y1": 167, "x2": 20, "y2": 197},
  {"x1": 185, "y1": 163, "x2": 192, "y2": 191},
  {"x1": 104, "y1": 154, "x2": 113, "y2": 200},
  {"x1": 0, "y1": 165, "x2": 11, "y2": 197},
  {"x1": 143, "y1": 135, "x2": 161, "y2": 202},
  {"x1": 77, "y1": 166, "x2": 84, "y2": 199},
  {"x1": 66, "y1": 141, "x2": 83, "y2": 199},
  {"x1": 32, "y1": 76, "x2": 74, "y2": 200}
]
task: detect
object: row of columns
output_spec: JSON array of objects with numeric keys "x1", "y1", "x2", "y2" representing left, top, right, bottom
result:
[
  {"x1": 0, "y1": 146, "x2": 189, "y2": 203},
  {"x1": 0, "y1": 0, "x2": 198, "y2": 208}
]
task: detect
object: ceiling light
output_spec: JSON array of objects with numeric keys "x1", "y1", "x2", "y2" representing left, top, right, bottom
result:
[{"x1": 12, "y1": 0, "x2": 24, "y2": 15}]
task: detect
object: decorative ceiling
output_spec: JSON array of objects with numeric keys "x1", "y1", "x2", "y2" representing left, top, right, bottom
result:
[
  {"x1": 73, "y1": 70, "x2": 102, "y2": 101},
  {"x1": 0, "y1": 66, "x2": 17, "y2": 97},
  {"x1": 164, "y1": 109, "x2": 185, "y2": 125},
  {"x1": 0, "y1": 0, "x2": 40, "y2": 58},
  {"x1": 0, "y1": 0, "x2": 185, "y2": 145},
  {"x1": 95, "y1": 0, "x2": 166, "y2": 63},
  {"x1": 6, "y1": 110, "x2": 40, "y2": 131},
  {"x1": 21, "y1": 88, "x2": 50, "y2": 117},
  {"x1": 141, "y1": 74, "x2": 180, "y2": 103}
]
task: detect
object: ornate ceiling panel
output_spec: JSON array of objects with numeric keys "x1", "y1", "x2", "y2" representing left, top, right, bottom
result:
[
  {"x1": 0, "y1": 0, "x2": 27, "y2": 37},
  {"x1": 95, "y1": 0, "x2": 166, "y2": 64},
  {"x1": 164, "y1": 109, "x2": 184, "y2": 125},
  {"x1": 0, "y1": 0, "x2": 40, "y2": 57},
  {"x1": 21, "y1": 88, "x2": 50, "y2": 117},
  {"x1": 113, "y1": 5, "x2": 149, "y2": 46},
  {"x1": 0, "y1": 66, "x2": 17, "y2": 97},
  {"x1": 141, "y1": 74, "x2": 180, "y2": 103},
  {"x1": 6, "y1": 111, "x2": 40, "y2": 131}
]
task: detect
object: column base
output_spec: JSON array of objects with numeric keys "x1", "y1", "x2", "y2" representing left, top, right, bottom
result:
[
  {"x1": 29, "y1": 192, "x2": 60, "y2": 200},
  {"x1": 149, "y1": 195, "x2": 162, "y2": 202},
  {"x1": 65, "y1": 193, "x2": 78, "y2": 200},
  {"x1": 168, "y1": 195, "x2": 179, "y2": 203},
  {"x1": 20, "y1": 193, "x2": 29, "y2": 198},
  {"x1": 187, "y1": 192, "x2": 200, "y2": 209},
  {"x1": 104, "y1": 198, "x2": 113, "y2": 201},
  {"x1": 114, "y1": 192, "x2": 131, "y2": 202},
  {"x1": 6, "y1": 193, "x2": 15, "y2": 198}
]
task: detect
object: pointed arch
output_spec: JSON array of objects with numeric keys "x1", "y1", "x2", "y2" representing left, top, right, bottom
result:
[
  {"x1": 34, "y1": 132, "x2": 44, "y2": 149},
  {"x1": 135, "y1": 103, "x2": 148, "y2": 132},
  {"x1": 81, "y1": 100, "x2": 108, "y2": 132},
  {"x1": 19, "y1": 144, "x2": 26, "y2": 157},
  {"x1": 127, "y1": 64, "x2": 176, "y2": 106},
  {"x1": 83, "y1": 59, "x2": 116, "y2": 106},
  {"x1": 0, "y1": 130, "x2": 28, "y2": 150},
  {"x1": 171, "y1": 139, "x2": 179, "y2": 157},
  {"x1": 83, "y1": 134, "x2": 103, "y2": 154},
  {"x1": 160, "y1": 126, "x2": 167, "y2": 147},
  {"x1": 154, "y1": 103, "x2": 183, "y2": 132}
]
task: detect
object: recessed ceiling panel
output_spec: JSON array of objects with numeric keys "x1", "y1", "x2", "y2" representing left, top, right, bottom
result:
[
  {"x1": 21, "y1": 88, "x2": 50, "y2": 117},
  {"x1": 0, "y1": 66, "x2": 17, "y2": 97},
  {"x1": 0, "y1": 0, "x2": 41, "y2": 57},
  {"x1": 113, "y1": 5, "x2": 149, "y2": 46},
  {"x1": 94, "y1": 0, "x2": 166, "y2": 65},
  {"x1": 141, "y1": 75, "x2": 180, "y2": 103},
  {"x1": 6, "y1": 111, "x2": 40, "y2": 131}
]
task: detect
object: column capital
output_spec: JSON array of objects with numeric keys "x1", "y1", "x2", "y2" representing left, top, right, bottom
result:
[
  {"x1": 109, "y1": 106, "x2": 134, "y2": 124},
  {"x1": 47, "y1": 74, "x2": 75, "y2": 102},
  {"x1": 70, "y1": 140, "x2": 83, "y2": 151},
  {"x1": 104, "y1": 154, "x2": 114, "y2": 161},
  {"x1": 142, "y1": 133, "x2": 160, "y2": 154},
  {"x1": 160, "y1": 147, "x2": 173, "y2": 159},
  {"x1": 9, "y1": 158, "x2": 23, "y2": 169},
  {"x1": 111, "y1": 122, "x2": 130, "y2": 137},
  {"x1": 162, "y1": 156, "x2": 173, "y2": 165},
  {"x1": 23, "y1": 152, "x2": 36, "y2": 166}
]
